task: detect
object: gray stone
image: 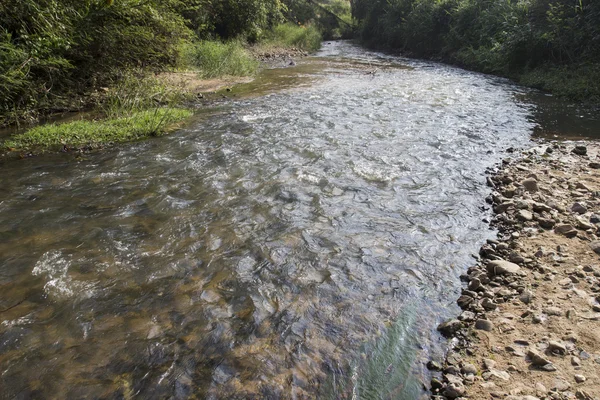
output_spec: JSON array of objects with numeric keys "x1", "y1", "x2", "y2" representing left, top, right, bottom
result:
[
  {"x1": 483, "y1": 358, "x2": 497, "y2": 370},
  {"x1": 553, "y1": 379, "x2": 571, "y2": 392},
  {"x1": 572, "y1": 202, "x2": 588, "y2": 214},
  {"x1": 548, "y1": 340, "x2": 567, "y2": 354},
  {"x1": 475, "y1": 319, "x2": 494, "y2": 331},
  {"x1": 518, "y1": 210, "x2": 533, "y2": 221},
  {"x1": 482, "y1": 369, "x2": 510, "y2": 381},
  {"x1": 544, "y1": 306, "x2": 563, "y2": 316},
  {"x1": 522, "y1": 178, "x2": 539, "y2": 193},
  {"x1": 444, "y1": 382, "x2": 466, "y2": 399},
  {"x1": 539, "y1": 218, "x2": 556, "y2": 229},
  {"x1": 437, "y1": 319, "x2": 462, "y2": 337},
  {"x1": 461, "y1": 363, "x2": 478, "y2": 375},
  {"x1": 571, "y1": 356, "x2": 581, "y2": 366},
  {"x1": 427, "y1": 360, "x2": 443, "y2": 371},
  {"x1": 487, "y1": 260, "x2": 521, "y2": 276},
  {"x1": 572, "y1": 145, "x2": 587, "y2": 156},
  {"x1": 519, "y1": 289, "x2": 533, "y2": 304},
  {"x1": 555, "y1": 224, "x2": 578, "y2": 238},
  {"x1": 589, "y1": 241, "x2": 600, "y2": 255},
  {"x1": 528, "y1": 349, "x2": 552, "y2": 367},
  {"x1": 430, "y1": 377, "x2": 444, "y2": 390},
  {"x1": 574, "y1": 374, "x2": 586, "y2": 383}
]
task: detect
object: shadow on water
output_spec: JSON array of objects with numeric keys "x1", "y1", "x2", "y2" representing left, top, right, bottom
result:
[
  {"x1": 521, "y1": 92, "x2": 600, "y2": 140},
  {"x1": 0, "y1": 41, "x2": 598, "y2": 399}
]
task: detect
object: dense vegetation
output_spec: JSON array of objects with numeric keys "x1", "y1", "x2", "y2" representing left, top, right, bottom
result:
[
  {"x1": 0, "y1": 0, "x2": 350, "y2": 129},
  {"x1": 352, "y1": 0, "x2": 600, "y2": 102}
]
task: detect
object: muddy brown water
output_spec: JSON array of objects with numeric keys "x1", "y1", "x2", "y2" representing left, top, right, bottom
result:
[{"x1": 0, "y1": 42, "x2": 597, "y2": 399}]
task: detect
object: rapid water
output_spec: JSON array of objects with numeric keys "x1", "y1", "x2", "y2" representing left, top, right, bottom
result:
[{"x1": 0, "y1": 42, "x2": 553, "y2": 399}]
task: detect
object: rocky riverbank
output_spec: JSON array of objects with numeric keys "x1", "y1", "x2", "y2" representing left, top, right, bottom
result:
[{"x1": 431, "y1": 142, "x2": 600, "y2": 400}]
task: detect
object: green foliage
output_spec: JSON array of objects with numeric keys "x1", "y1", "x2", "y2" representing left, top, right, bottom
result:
[
  {"x1": 181, "y1": 41, "x2": 259, "y2": 78},
  {"x1": 283, "y1": 0, "x2": 354, "y2": 40},
  {"x1": 267, "y1": 23, "x2": 323, "y2": 51},
  {"x1": 0, "y1": 0, "x2": 290, "y2": 126},
  {"x1": 4, "y1": 108, "x2": 193, "y2": 152},
  {"x1": 353, "y1": 0, "x2": 600, "y2": 101}
]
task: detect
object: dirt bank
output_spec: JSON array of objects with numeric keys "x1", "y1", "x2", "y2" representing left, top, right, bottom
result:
[{"x1": 431, "y1": 142, "x2": 600, "y2": 400}]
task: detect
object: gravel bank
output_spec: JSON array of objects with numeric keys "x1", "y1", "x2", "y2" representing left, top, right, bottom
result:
[{"x1": 431, "y1": 142, "x2": 600, "y2": 400}]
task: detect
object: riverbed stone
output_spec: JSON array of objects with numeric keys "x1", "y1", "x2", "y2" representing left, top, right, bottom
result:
[
  {"x1": 548, "y1": 340, "x2": 567, "y2": 354},
  {"x1": 572, "y1": 145, "x2": 587, "y2": 156},
  {"x1": 444, "y1": 382, "x2": 466, "y2": 399},
  {"x1": 522, "y1": 178, "x2": 539, "y2": 193},
  {"x1": 572, "y1": 202, "x2": 588, "y2": 214},
  {"x1": 555, "y1": 224, "x2": 578, "y2": 238},
  {"x1": 589, "y1": 241, "x2": 600, "y2": 255},
  {"x1": 487, "y1": 260, "x2": 521, "y2": 276},
  {"x1": 437, "y1": 319, "x2": 462, "y2": 337},
  {"x1": 475, "y1": 319, "x2": 494, "y2": 331},
  {"x1": 517, "y1": 210, "x2": 533, "y2": 221},
  {"x1": 528, "y1": 349, "x2": 552, "y2": 367}
]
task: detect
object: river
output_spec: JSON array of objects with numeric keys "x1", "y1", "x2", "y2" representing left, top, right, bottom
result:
[{"x1": 0, "y1": 41, "x2": 597, "y2": 399}]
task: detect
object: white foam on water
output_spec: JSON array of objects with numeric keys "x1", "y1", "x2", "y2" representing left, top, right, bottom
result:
[{"x1": 32, "y1": 251, "x2": 95, "y2": 299}]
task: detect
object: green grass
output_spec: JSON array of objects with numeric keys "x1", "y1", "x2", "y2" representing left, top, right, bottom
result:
[
  {"x1": 180, "y1": 40, "x2": 259, "y2": 79},
  {"x1": 4, "y1": 108, "x2": 192, "y2": 153},
  {"x1": 266, "y1": 24, "x2": 323, "y2": 52}
]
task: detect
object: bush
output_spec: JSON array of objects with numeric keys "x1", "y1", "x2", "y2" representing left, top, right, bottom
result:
[{"x1": 180, "y1": 40, "x2": 259, "y2": 78}]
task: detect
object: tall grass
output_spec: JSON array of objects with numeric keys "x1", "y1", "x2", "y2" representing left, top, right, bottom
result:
[
  {"x1": 180, "y1": 41, "x2": 259, "y2": 79},
  {"x1": 100, "y1": 71, "x2": 191, "y2": 118},
  {"x1": 267, "y1": 24, "x2": 322, "y2": 52}
]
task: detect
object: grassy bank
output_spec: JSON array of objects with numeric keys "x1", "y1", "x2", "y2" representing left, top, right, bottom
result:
[
  {"x1": 1, "y1": 22, "x2": 326, "y2": 155},
  {"x1": 4, "y1": 109, "x2": 192, "y2": 153}
]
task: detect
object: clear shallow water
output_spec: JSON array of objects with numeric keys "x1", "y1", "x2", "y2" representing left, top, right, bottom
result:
[{"x1": 0, "y1": 42, "x2": 543, "y2": 399}]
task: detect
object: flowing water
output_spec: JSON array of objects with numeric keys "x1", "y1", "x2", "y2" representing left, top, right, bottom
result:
[{"x1": 0, "y1": 42, "x2": 595, "y2": 399}]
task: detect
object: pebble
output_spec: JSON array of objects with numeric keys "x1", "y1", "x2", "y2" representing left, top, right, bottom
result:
[
  {"x1": 574, "y1": 374, "x2": 586, "y2": 383},
  {"x1": 571, "y1": 356, "x2": 581, "y2": 366}
]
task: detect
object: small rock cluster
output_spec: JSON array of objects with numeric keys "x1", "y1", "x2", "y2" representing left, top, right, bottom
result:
[{"x1": 429, "y1": 143, "x2": 600, "y2": 400}]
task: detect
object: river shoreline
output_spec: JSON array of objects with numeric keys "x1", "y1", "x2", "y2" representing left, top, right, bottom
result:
[{"x1": 431, "y1": 142, "x2": 600, "y2": 399}]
